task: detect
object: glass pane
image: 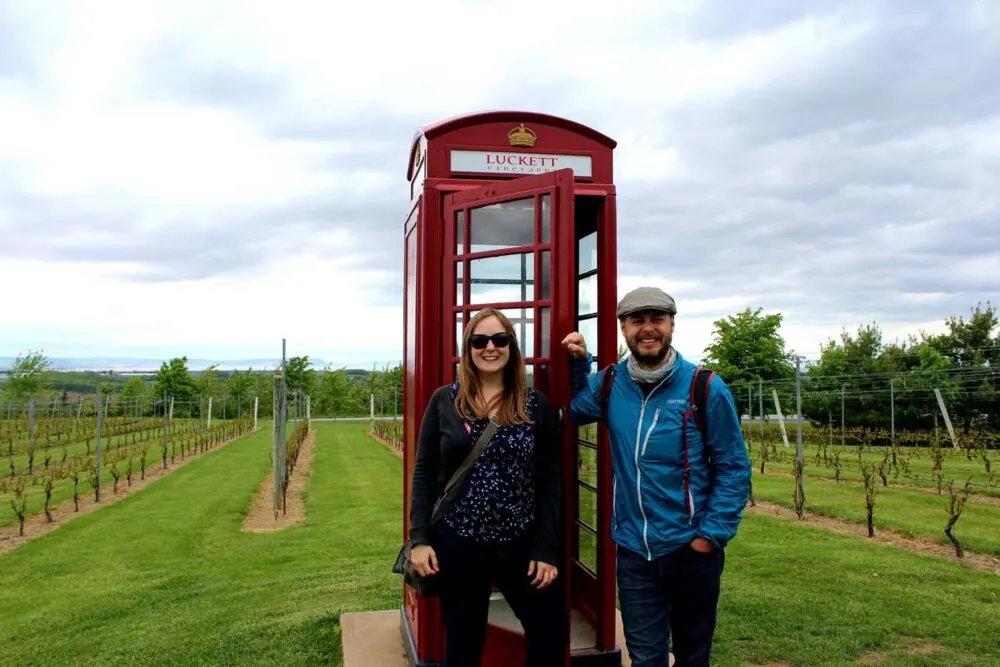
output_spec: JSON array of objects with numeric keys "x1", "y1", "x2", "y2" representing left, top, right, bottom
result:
[
  {"x1": 456, "y1": 262, "x2": 464, "y2": 306},
  {"x1": 540, "y1": 194, "x2": 551, "y2": 243},
  {"x1": 540, "y1": 251, "x2": 550, "y2": 300},
  {"x1": 525, "y1": 363, "x2": 533, "y2": 387},
  {"x1": 578, "y1": 526, "x2": 597, "y2": 574},
  {"x1": 539, "y1": 307, "x2": 550, "y2": 357},
  {"x1": 455, "y1": 312, "x2": 465, "y2": 357},
  {"x1": 579, "y1": 232, "x2": 597, "y2": 275},
  {"x1": 469, "y1": 253, "x2": 534, "y2": 305},
  {"x1": 577, "y1": 482, "x2": 599, "y2": 573},
  {"x1": 456, "y1": 211, "x2": 465, "y2": 254},
  {"x1": 578, "y1": 273, "x2": 597, "y2": 314},
  {"x1": 501, "y1": 307, "x2": 533, "y2": 359},
  {"x1": 579, "y1": 316, "x2": 598, "y2": 361},
  {"x1": 470, "y1": 197, "x2": 535, "y2": 253},
  {"x1": 578, "y1": 457, "x2": 598, "y2": 499}
]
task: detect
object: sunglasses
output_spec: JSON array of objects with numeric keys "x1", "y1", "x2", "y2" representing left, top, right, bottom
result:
[{"x1": 468, "y1": 332, "x2": 514, "y2": 350}]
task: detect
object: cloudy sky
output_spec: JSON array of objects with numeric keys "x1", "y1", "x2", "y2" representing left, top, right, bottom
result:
[{"x1": 1, "y1": 0, "x2": 998, "y2": 369}]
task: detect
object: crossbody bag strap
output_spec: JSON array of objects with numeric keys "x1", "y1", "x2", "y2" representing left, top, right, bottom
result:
[{"x1": 430, "y1": 417, "x2": 499, "y2": 523}]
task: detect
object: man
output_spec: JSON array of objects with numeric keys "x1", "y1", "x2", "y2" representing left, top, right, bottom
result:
[{"x1": 561, "y1": 286, "x2": 751, "y2": 667}]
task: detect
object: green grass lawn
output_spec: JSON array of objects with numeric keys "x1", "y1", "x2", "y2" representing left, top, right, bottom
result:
[
  {"x1": 1, "y1": 422, "x2": 998, "y2": 666},
  {"x1": 718, "y1": 510, "x2": 1000, "y2": 666},
  {"x1": 0, "y1": 421, "x2": 402, "y2": 666}
]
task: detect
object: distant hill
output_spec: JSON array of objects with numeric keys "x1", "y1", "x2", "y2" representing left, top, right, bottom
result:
[{"x1": 0, "y1": 356, "x2": 331, "y2": 373}]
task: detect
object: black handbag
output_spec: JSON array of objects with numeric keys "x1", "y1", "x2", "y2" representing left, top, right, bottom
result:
[{"x1": 393, "y1": 418, "x2": 499, "y2": 597}]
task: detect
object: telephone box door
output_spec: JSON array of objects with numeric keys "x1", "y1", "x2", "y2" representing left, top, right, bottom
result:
[
  {"x1": 440, "y1": 168, "x2": 576, "y2": 666},
  {"x1": 442, "y1": 168, "x2": 575, "y2": 394}
]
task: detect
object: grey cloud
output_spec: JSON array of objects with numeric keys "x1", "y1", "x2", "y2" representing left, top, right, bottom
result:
[
  {"x1": 265, "y1": 107, "x2": 424, "y2": 147},
  {"x1": 136, "y1": 29, "x2": 427, "y2": 148},
  {"x1": 668, "y1": 5, "x2": 1000, "y2": 151},
  {"x1": 112, "y1": 26, "x2": 621, "y2": 295},
  {"x1": 0, "y1": 173, "x2": 406, "y2": 293},
  {"x1": 139, "y1": 37, "x2": 292, "y2": 109},
  {"x1": 0, "y1": 4, "x2": 46, "y2": 81},
  {"x1": 3, "y1": 0, "x2": 998, "y2": 346},
  {"x1": 611, "y1": 1, "x2": 1000, "y2": 334}
]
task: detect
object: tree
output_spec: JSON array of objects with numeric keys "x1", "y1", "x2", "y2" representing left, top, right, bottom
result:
[
  {"x1": 121, "y1": 377, "x2": 149, "y2": 416},
  {"x1": 284, "y1": 356, "x2": 317, "y2": 398},
  {"x1": 2, "y1": 350, "x2": 53, "y2": 400},
  {"x1": 315, "y1": 366, "x2": 353, "y2": 416},
  {"x1": 701, "y1": 307, "x2": 795, "y2": 414},
  {"x1": 226, "y1": 369, "x2": 256, "y2": 417},
  {"x1": 197, "y1": 364, "x2": 223, "y2": 398},
  {"x1": 152, "y1": 357, "x2": 197, "y2": 411},
  {"x1": 251, "y1": 370, "x2": 275, "y2": 418},
  {"x1": 122, "y1": 377, "x2": 147, "y2": 398},
  {"x1": 925, "y1": 302, "x2": 998, "y2": 433}
]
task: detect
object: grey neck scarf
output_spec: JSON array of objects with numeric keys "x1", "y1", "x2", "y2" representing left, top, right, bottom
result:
[{"x1": 627, "y1": 347, "x2": 678, "y2": 385}]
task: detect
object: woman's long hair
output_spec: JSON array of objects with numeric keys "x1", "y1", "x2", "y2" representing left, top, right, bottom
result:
[{"x1": 454, "y1": 308, "x2": 533, "y2": 426}]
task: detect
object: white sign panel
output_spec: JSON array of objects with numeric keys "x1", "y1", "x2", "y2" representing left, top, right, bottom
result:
[{"x1": 450, "y1": 150, "x2": 592, "y2": 178}]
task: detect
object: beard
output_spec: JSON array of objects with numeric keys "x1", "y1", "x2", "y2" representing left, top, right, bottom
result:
[{"x1": 626, "y1": 332, "x2": 672, "y2": 366}]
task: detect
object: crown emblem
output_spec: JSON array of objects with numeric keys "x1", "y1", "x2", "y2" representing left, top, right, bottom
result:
[{"x1": 507, "y1": 123, "x2": 537, "y2": 147}]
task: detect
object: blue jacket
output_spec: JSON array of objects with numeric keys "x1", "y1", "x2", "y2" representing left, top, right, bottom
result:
[{"x1": 570, "y1": 352, "x2": 751, "y2": 561}]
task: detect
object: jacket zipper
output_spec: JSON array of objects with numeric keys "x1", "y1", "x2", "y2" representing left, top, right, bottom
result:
[
  {"x1": 640, "y1": 409, "x2": 660, "y2": 457},
  {"x1": 633, "y1": 376, "x2": 671, "y2": 561}
]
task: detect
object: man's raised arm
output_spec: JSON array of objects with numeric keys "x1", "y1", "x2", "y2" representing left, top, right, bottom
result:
[{"x1": 562, "y1": 332, "x2": 602, "y2": 426}]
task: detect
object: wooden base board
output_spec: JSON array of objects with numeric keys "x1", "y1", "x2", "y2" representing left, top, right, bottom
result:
[{"x1": 341, "y1": 607, "x2": 674, "y2": 666}]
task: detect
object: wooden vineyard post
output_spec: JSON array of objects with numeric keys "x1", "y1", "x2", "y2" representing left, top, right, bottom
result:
[
  {"x1": 934, "y1": 388, "x2": 959, "y2": 450},
  {"x1": 26, "y1": 399, "x2": 37, "y2": 475},
  {"x1": 272, "y1": 368, "x2": 286, "y2": 515},
  {"x1": 758, "y1": 378, "x2": 764, "y2": 448},
  {"x1": 772, "y1": 389, "x2": 789, "y2": 448},
  {"x1": 793, "y1": 356, "x2": 805, "y2": 518},
  {"x1": 95, "y1": 396, "x2": 103, "y2": 503},
  {"x1": 162, "y1": 391, "x2": 169, "y2": 470}
]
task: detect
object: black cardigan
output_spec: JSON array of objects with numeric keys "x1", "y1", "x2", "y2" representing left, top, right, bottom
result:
[{"x1": 408, "y1": 384, "x2": 564, "y2": 566}]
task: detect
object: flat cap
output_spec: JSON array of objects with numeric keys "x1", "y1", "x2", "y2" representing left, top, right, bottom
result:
[{"x1": 616, "y1": 286, "x2": 677, "y2": 319}]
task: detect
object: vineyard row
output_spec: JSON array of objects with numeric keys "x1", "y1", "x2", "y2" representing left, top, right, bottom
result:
[{"x1": 1, "y1": 416, "x2": 256, "y2": 536}]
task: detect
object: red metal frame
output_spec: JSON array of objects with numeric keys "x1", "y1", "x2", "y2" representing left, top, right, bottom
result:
[
  {"x1": 402, "y1": 111, "x2": 619, "y2": 667},
  {"x1": 443, "y1": 173, "x2": 565, "y2": 366},
  {"x1": 596, "y1": 194, "x2": 619, "y2": 652}
]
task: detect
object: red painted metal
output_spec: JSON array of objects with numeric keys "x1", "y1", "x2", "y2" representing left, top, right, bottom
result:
[
  {"x1": 402, "y1": 110, "x2": 620, "y2": 667},
  {"x1": 596, "y1": 193, "x2": 619, "y2": 652}
]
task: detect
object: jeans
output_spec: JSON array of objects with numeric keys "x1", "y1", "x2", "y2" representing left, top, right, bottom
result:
[
  {"x1": 616, "y1": 543, "x2": 725, "y2": 667},
  {"x1": 432, "y1": 522, "x2": 568, "y2": 667}
]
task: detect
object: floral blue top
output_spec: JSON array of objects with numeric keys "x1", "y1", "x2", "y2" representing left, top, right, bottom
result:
[{"x1": 443, "y1": 383, "x2": 537, "y2": 543}]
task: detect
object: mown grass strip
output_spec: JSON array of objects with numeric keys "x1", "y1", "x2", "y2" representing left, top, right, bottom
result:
[{"x1": 0, "y1": 422, "x2": 997, "y2": 666}]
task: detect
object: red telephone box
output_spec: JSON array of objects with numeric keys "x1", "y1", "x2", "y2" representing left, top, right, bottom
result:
[{"x1": 401, "y1": 111, "x2": 621, "y2": 667}]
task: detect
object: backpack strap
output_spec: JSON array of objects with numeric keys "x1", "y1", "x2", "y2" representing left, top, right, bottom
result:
[
  {"x1": 680, "y1": 366, "x2": 715, "y2": 524},
  {"x1": 691, "y1": 367, "x2": 715, "y2": 444},
  {"x1": 598, "y1": 363, "x2": 617, "y2": 421}
]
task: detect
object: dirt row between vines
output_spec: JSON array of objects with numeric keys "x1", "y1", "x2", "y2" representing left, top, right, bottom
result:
[
  {"x1": 747, "y1": 500, "x2": 1000, "y2": 574},
  {"x1": 368, "y1": 432, "x2": 403, "y2": 460},
  {"x1": 242, "y1": 428, "x2": 317, "y2": 532},
  {"x1": 0, "y1": 428, "x2": 258, "y2": 555}
]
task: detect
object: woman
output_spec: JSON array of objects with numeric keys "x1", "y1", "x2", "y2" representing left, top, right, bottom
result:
[{"x1": 408, "y1": 308, "x2": 568, "y2": 667}]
